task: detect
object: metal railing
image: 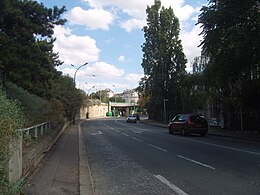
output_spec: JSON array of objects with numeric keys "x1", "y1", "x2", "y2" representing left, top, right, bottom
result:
[{"x1": 22, "y1": 121, "x2": 52, "y2": 138}]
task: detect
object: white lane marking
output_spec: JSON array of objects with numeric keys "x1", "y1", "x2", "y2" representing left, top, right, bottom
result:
[
  {"x1": 121, "y1": 132, "x2": 129, "y2": 137},
  {"x1": 177, "y1": 155, "x2": 215, "y2": 170},
  {"x1": 91, "y1": 131, "x2": 103, "y2": 135},
  {"x1": 132, "y1": 130, "x2": 143, "y2": 134},
  {"x1": 114, "y1": 129, "x2": 120, "y2": 133},
  {"x1": 155, "y1": 175, "x2": 188, "y2": 195},
  {"x1": 176, "y1": 138, "x2": 260, "y2": 156},
  {"x1": 104, "y1": 120, "x2": 260, "y2": 156},
  {"x1": 148, "y1": 144, "x2": 167, "y2": 152},
  {"x1": 115, "y1": 120, "x2": 147, "y2": 131},
  {"x1": 131, "y1": 137, "x2": 144, "y2": 142}
]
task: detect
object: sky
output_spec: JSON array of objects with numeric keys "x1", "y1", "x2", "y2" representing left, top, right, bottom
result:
[{"x1": 38, "y1": 0, "x2": 207, "y2": 94}]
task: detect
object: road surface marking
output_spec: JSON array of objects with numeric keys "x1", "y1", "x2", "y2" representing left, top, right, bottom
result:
[
  {"x1": 91, "y1": 131, "x2": 103, "y2": 136},
  {"x1": 177, "y1": 155, "x2": 215, "y2": 170},
  {"x1": 175, "y1": 138, "x2": 260, "y2": 156},
  {"x1": 148, "y1": 144, "x2": 167, "y2": 152},
  {"x1": 131, "y1": 137, "x2": 144, "y2": 142},
  {"x1": 121, "y1": 132, "x2": 129, "y2": 137},
  {"x1": 132, "y1": 130, "x2": 143, "y2": 134},
  {"x1": 155, "y1": 175, "x2": 188, "y2": 195}
]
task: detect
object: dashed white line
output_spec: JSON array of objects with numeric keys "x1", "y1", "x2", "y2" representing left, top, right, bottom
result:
[
  {"x1": 131, "y1": 137, "x2": 144, "y2": 142},
  {"x1": 121, "y1": 132, "x2": 129, "y2": 137},
  {"x1": 148, "y1": 144, "x2": 167, "y2": 152},
  {"x1": 175, "y1": 137, "x2": 260, "y2": 156},
  {"x1": 132, "y1": 130, "x2": 143, "y2": 134},
  {"x1": 155, "y1": 175, "x2": 188, "y2": 195},
  {"x1": 177, "y1": 155, "x2": 215, "y2": 170}
]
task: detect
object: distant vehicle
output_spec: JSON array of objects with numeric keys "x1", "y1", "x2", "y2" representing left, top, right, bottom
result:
[
  {"x1": 168, "y1": 114, "x2": 208, "y2": 137},
  {"x1": 209, "y1": 118, "x2": 221, "y2": 127},
  {"x1": 126, "y1": 115, "x2": 137, "y2": 123}
]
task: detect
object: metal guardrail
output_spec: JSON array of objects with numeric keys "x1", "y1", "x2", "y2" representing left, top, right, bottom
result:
[{"x1": 22, "y1": 121, "x2": 52, "y2": 138}]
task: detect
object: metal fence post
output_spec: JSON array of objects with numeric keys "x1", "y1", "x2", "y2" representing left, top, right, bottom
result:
[
  {"x1": 26, "y1": 129, "x2": 29, "y2": 137},
  {"x1": 34, "y1": 126, "x2": 38, "y2": 138},
  {"x1": 41, "y1": 125, "x2": 44, "y2": 136}
]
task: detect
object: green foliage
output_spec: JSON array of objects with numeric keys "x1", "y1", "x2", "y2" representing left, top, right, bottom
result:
[
  {"x1": 0, "y1": 0, "x2": 66, "y2": 93},
  {"x1": 109, "y1": 96, "x2": 125, "y2": 103},
  {"x1": 141, "y1": 0, "x2": 187, "y2": 120},
  {"x1": 0, "y1": 89, "x2": 26, "y2": 194},
  {"x1": 51, "y1": 75, "x2": 84, "y2": 120},
  {"x1": 197, "y1": 0, "x2": 260, "y2": 130},
  {"x1": 5, "y1": 82, "x2": 51, "y2": 126}
]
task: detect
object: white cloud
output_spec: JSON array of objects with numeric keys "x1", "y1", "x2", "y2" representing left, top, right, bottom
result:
[
  {"x1": 120, "y1": 18, "x2": 146, "y2": 33},
  {"x1": 84, "y1": 0, "x2": 150, "y2": 18},
  {"x1": 124, "y1": 73, "x2": 143, "y2": 84},
  {"x1": 86, "y1": 61, "x2": 125, "y2": 79},
  {"x1": 84, "y1": 0, "x2": 198, "y2": 31},
  {"x1": 65, "y1": 7, "x2": 115, "y2": 30},
  {"x1": 118, "y1": 55, "x2": 126, "y2": 62},
  {"x1": 180, "y1": 24, "x2": 202, "y2": 66},
  {"x1": 53, "y1": 26, "x2": 100, "y2": 65}
]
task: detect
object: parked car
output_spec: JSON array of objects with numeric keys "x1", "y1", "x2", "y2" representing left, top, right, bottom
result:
[
  {"x1": 209, "y1": 118, "x2": 221, "y2": 127},
  {"x1": 126, "y1": 115, "x2": 137, "y2": 123},
  {"x1": 168, "y1": 114, "x2": 208, "y2": 136}
]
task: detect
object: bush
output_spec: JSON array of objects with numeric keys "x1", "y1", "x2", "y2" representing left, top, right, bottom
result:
[
  {"x1": 0, "y1": 89, "x2": 26, "y2": 194},
  {"x1": 5, "y1": 82, "x2": 51, "y2": 126}
]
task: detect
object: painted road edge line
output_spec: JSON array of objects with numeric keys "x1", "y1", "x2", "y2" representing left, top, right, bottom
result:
[
  {"x1": 177, "y1": 155, "x2": 215, "y2": 170},
  {"x1": 155, "y1": 175, "x2": 188, "y2": 195}
]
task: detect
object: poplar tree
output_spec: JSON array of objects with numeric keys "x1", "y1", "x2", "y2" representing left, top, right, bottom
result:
[{"x1": 141, "y1": 0, "x2": 186, "y2": 120}]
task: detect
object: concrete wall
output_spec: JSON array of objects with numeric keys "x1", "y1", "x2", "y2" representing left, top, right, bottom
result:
[
  {"x1": 80, "y1": 103, "x2": 108, "y2": 119},
  {"x1": 8, "y1": 134, "x2": 22, "y2": 182}
]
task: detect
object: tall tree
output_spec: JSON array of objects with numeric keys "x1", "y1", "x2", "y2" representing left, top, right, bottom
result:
[
  {"x1": 0, "y1": 0, "x2": 66, "y2": 95},
  {"x1": 198, "y1": 0, "x2": 260, "y2": 130},
  {"x1": 141, "y1": 0, "x2": 186, "y2": 120}
]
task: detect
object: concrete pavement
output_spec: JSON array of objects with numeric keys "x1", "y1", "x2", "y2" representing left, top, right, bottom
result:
[{"x1": 22, "y1": 120, "x2": 94, "y2": 195}]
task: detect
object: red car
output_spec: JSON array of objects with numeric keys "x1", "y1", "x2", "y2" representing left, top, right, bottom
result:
[{"x1": 168, "y1": 114, "x2": 208, "y2": 137}]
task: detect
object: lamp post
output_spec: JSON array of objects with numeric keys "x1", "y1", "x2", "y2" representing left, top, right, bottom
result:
[
  {"x1": 88, "y1": 86, "x2": 95, "y2": 97},
  {"x1": 71, "y1": 62, "x2": 88, "y2": 84}
]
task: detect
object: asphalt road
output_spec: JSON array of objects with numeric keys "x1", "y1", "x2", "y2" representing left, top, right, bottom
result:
[{"x1": 82, "y1": 118, "x2": 260, "y2": 195}]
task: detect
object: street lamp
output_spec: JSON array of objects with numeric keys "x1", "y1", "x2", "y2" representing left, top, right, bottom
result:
[
  {"x1": 88, "y1": 86, "x2": 95, "y2": 97},
  {"x1": 71, "y1": 62, "x2": 88, "y2": 84}
]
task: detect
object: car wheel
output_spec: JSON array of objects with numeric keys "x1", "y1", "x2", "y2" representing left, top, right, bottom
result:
[{"x1": 169, "y1": 128, "x2": 173, "y2": 134}]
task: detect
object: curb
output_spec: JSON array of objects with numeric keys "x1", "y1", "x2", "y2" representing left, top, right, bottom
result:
[{"x1": 78, "y1": 120, "x2": 95, "y2": 195}]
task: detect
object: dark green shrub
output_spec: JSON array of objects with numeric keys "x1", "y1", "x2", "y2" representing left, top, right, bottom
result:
[
  {"x1": 0, "y1": 89, "x2": 26, "y2": 194},
  {"x1": 5, "y1": 82, "x2": 51, "y2": 126}
]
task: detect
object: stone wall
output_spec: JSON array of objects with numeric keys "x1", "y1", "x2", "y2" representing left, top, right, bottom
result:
[{"x1": 80, "y1": 103, "x2": 108, "y2": 119}]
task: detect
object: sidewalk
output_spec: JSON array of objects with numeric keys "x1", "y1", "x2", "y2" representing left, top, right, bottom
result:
[
  {"x1": 22, "y1": 120, "x2": 94, "y2": 195},
  {"x1": 140, "y1": 119, "x2": 260, "y2": 141}
]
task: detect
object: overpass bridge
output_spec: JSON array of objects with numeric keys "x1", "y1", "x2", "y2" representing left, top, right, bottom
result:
[{"x1": 109, "y1": 102, "x2": 139, "y2": 116}]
